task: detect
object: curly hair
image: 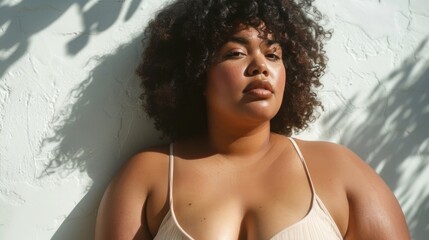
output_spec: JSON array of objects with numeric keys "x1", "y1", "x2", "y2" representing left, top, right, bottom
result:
[{"x1": 137, "y1": 0, "x2": 331, "y2": 140}]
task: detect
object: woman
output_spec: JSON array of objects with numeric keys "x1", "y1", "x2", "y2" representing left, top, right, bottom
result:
[{"x1": 96, "y1": 0, "x2": 410, "y2": 239}]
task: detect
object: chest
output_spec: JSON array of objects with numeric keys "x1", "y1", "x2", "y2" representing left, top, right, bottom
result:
[{"x1": 170, "y1": 155, "x2": 315, "y2": 239}]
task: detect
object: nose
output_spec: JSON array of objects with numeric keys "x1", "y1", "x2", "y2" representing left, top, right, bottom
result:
[{"x1": 247, "y1": 54, "x2": 269, "y2": 77}]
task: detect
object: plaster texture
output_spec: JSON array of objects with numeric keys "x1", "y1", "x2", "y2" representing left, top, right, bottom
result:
[{"x1": 0, "y1": 0, "x2": 428, "y2": 239}]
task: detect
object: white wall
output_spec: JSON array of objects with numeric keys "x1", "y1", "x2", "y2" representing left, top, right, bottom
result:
[
  {"x1": 0, "y1": 0, "x2": 427, "y2": 239},
  {"x1": 310, "y1": 2, "x2": 429, "y2": 239}
]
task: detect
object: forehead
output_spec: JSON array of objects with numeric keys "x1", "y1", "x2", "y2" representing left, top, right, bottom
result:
[{"x1": 231, "y1": 23, "x2": 275, "y2": 40}]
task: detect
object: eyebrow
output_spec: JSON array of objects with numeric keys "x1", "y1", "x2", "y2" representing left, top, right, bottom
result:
[{"x1": 227, "y1": 37, "x2": 280, "y2": 46}]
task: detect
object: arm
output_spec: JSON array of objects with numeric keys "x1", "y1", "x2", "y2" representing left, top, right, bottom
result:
[
  {"x1": 95, "y1": 151, "x2": 167, "y2": 240},
  {"x1": 341, "y1": 147, "x2": 410, "y2": 240}
]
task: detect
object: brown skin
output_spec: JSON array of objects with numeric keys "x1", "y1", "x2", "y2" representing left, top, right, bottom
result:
[{"x1": 95, "y1": 27, "x2": 410, "y2": 239}]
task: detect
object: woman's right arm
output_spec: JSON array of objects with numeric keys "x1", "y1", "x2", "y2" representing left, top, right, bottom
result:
[{"x1": 95, "y1": 151, "x2": 167, "y2": 240}]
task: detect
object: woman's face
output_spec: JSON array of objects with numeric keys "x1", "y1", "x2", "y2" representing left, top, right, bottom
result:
[{"x1": 206, "y1": 25, "x2": 286, "y2": 125}]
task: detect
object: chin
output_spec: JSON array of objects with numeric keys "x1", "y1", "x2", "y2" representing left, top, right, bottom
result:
[{"x1": 242, "y1": 102, "x2": 281, "y2": 121}]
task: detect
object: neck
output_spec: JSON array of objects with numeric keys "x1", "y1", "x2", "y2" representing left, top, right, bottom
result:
[{"x1": 207, "y1": 119, "x2": 272, "y2": 157}]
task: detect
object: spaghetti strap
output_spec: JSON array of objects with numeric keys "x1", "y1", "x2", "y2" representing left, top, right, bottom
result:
[
  {"x1": 287, "y1": 137, "x2": 316, "y2": 196},
  {"x1": 167, "y1": 143, "x2": 195, "y2": 239},
  {"x1": 287, "y1": 138, "x2": 341, "y2": 234},
  {"x1": 168, "y1": 143, "x2": 174, "y2": 205}
]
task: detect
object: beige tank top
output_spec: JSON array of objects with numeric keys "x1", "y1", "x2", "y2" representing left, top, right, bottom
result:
[{"x1": 153, "y1": 138, "x2": 343, "y2": 239}]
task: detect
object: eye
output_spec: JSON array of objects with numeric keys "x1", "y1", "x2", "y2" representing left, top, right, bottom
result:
[
  {"x1": 266, "y1": 53, "x2": 281, "y2": 61},
  {"x1": 224, "y1": 50, "x2": 246, "y2": 59},
  {"x1": 265, "y1": 45, "x2": 282, "y2": 61}
]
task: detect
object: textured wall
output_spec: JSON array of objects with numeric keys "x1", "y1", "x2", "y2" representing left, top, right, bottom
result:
[{"x1": 0, "y1": 0, "x2": 428, "y2": 239}]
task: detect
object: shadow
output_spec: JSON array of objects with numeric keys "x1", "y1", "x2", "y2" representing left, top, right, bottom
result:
[
  {"x1": 0, "y1": 0, "x2": 143, "y2": 78},
  {"x1": 321, "y1": 38, "x2": 429, "y2": 239},
  {"x1": 40, "y1": 34, "x2": 163, "y2": 240}
]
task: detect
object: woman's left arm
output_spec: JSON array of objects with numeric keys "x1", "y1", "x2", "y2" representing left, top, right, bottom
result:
[{"x1": 341, "y1": 147, "x2": 411, "y2": 240}]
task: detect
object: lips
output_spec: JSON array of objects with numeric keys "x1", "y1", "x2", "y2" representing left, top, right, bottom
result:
[{"x1": 243, "y1": 80, "x2": 274, "y2": 98}]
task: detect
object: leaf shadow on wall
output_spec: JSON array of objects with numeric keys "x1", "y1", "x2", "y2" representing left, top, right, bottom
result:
[
  {"x1": 39, "y1": 34, "x2": 164, "y2": 240},
  {"x1": 0, "y1": 0, "x2": 143, "y2": 78},
  {"x1": 321, "y1": 38, "x2": 429, "y2": 239}
]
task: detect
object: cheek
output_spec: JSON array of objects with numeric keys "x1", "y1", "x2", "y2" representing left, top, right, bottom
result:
[
  {"x1": 206, "y1": 64, "x2": 244, "y2": 95},
  {"x1": 274, "y1": 65, "x2": 286, "y2": 97}
]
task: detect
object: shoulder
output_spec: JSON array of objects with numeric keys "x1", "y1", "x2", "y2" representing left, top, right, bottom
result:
[
  {"x1": 292, "y1": 138, "x2": 393, "y2": 202},
  {"x1": 292, "y1": 138, "x2": 371, "y2": 184},
  {"x1": 107, "y1": 144, "x2": 170, "y2": 193},
  {"x1": 290, "y1": 138, "x2": 359, "y2": 180},
  {"x1": 292, "y1": 138, "x2": 354, "y2": 161},
  {"x1": 292, "y1": 138, "x2": 410, "y2": 239},
  {"x1": 95, "y1": 144, "x2": 170, "y2": 240}
]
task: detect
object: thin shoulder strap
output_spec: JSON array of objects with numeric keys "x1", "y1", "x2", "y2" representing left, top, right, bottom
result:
[
  {"x1": 168, "y1": 143, "x2": 174, "y2": 205},
  {"x1": 288, "y1": 138, "x2": 343, "y2": 237},
  {"x1": 167, "y1": 143, "x2": 195, "y2": 239},
  {"x1": 288, "y1": 137, "x2": 316, "y2": 196}
]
